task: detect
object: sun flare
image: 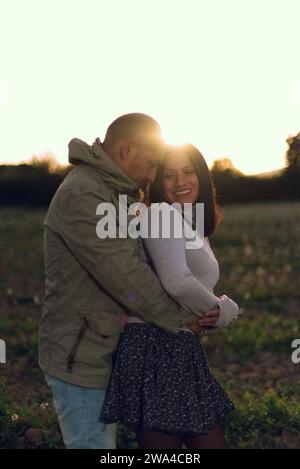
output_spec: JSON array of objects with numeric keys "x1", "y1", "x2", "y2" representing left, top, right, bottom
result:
[{"x1": 161, "y1": 123, "x2": 191, "y2": 147}]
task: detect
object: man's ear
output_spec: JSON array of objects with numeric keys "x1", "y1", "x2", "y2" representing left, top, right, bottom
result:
[{"x1": 119, "y1": 140, "x2": 138, "y2": 162}]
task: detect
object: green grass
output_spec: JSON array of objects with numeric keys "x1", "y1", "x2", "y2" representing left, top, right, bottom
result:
[
  {"x1": 223, "y1": 388, "x2": 300, "y2": 449},
  {"x1": 0, "y1": 202, "x2": 300, "y2": 448}
]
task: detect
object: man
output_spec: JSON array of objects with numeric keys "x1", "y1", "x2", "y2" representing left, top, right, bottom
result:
[{"x1": 39, "y1": 113, "x2": 217, "y2": 449}]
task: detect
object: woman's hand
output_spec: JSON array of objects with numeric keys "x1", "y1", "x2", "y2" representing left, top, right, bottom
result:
[
  {"x1": 214, "y1": 295, "x2": 239, "y2": 328},
  {"x1": 187, "y1": 296, "x2": 239, "y2": 334}
]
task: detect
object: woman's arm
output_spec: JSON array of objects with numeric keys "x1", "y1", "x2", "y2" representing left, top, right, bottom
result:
[{"x1": 141, "y1": 205, "x2": 239, "y2": 327}]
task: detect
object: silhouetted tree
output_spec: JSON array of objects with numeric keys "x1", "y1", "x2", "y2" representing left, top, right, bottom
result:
[
  {"x1": 286, "y1": 132, "x2": 300, "y2": 170},
  {"x1": 211, "y1": 158, "x2": 243, "y2": 176},
  {"x1": 281, "y1": 132, "x2": 300, "y2": 199},
  {"x1": 0, "y1": 155, "x2": 71, "y2": 206}
]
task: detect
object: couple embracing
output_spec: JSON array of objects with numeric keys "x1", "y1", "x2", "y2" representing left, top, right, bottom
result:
[{"x1": 39, "y1": 113, "x2": 239, "y2": 449}]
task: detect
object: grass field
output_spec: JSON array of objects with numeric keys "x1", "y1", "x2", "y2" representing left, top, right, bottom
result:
[{"x1": 0, "y1": 202, "x2": 300, "y2": 449}]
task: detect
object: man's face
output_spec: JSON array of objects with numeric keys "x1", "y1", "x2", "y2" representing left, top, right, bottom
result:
[{"x1": 128, "y1": 139, "x2": 165, "y2": 188}]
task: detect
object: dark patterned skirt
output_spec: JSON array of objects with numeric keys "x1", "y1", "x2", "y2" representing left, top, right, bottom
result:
[{"x1": 100, "y1": 323, "x2": 235, "y2": 436}]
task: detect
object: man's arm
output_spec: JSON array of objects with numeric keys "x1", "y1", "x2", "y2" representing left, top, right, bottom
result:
[{"x1": 48, "y1": 185, "x2": 203, "y2": 334}]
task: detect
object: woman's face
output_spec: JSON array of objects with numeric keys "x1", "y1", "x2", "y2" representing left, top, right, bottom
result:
[{"x1": 162, "y1": 150, "x2": 200, "y2": 205}]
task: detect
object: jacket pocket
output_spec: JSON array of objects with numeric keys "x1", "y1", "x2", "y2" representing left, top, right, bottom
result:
[{"x1": 67, "y1": 310, "x2": 121, "y2": 372}]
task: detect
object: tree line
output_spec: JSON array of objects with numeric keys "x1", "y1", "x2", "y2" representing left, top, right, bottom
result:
[{"x1": 0, "y1": 133, "x2": 299, "y2": 206}]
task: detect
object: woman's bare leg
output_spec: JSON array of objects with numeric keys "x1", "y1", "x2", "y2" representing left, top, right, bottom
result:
[
  {"x1": 136, "y1": 428, "x2": 184, "y2": 449},
  {"x1": 183, "y1": 425, "x2": 228, "y2": 449}
]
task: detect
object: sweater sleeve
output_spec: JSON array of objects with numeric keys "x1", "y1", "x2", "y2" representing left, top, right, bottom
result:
[{"x1": 141, "y1": 205, "x2": 220, "y2": 315}]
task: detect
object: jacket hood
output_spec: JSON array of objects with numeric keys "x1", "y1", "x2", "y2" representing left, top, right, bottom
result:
[{"x1": 68, "y1": 137, "x2": 139, "y2": 195}]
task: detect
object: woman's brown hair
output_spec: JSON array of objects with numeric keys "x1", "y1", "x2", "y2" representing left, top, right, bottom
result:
[{"x1": 149, "y1": 143, "x2": 222, "y2": 236}]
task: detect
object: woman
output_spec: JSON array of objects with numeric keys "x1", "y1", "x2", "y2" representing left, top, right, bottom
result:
[{"x1": 100, "y1": 144, "x2": 239, "y2": 449}]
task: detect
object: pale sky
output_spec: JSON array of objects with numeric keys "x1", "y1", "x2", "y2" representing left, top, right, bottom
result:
[{"x1": 1, "y1": 0, "x2": 300, "y2": 174}]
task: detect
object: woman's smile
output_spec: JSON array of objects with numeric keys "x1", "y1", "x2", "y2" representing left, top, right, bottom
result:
[{"x1": 173, "y1": 188, "x2": 192, "y2": 196}]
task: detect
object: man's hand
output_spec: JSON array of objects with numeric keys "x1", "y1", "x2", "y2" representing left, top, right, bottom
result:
[
  {"x1": 197, "y1": 306, "x2": 220, "y2": 328},
  {"x1": 186, "y1": 306, "x2": 220, "y2": 336},
  {"x1": 187, "y1": 321, "x2": 205, "y2": 336}
]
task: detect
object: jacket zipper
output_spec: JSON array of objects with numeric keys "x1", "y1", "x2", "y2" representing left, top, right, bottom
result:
[{"x1": 67, "y1": 318, "x2": 88, "y2": 372}]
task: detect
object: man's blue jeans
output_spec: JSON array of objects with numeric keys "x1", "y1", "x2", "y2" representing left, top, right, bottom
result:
[{"x1": 45, "y1": 373, "x2": 116, "y2": 449}]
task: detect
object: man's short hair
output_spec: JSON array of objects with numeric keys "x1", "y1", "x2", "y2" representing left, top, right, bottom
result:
[{"x1": 104, "y1": 113, "x2": 162, "y2": 145}]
